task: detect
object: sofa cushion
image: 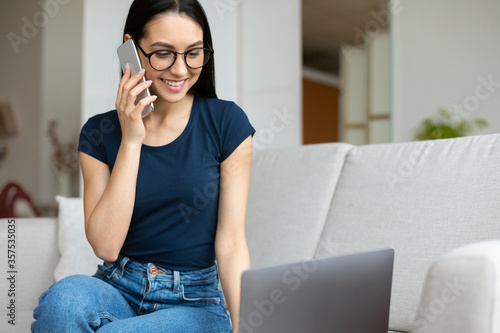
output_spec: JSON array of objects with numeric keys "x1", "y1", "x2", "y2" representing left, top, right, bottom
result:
[
  {"x1": 315, "y1": 134, "x2": 500, "y2": 332},
  {"x1": 246, "y1": 142, "x2": 354, "y2": 268},
  {"x1": 54, "y1": 196, "x2": 101, "y2": 282}
]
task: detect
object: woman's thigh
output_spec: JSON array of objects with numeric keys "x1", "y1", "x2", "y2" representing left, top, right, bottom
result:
[
  {"x1": 96, "y1": 306, "x2": 232, "y2": 333},
  {"x1": 32, "y1": 274, "x2": 136, "y2": 332}
]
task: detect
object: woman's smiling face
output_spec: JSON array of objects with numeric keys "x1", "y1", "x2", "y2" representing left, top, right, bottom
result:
[{"x1": 133, "y1": 13, "x2": 204, "y2": 104}]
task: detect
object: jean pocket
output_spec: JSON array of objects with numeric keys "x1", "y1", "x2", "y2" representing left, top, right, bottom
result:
[{"x1": 180, "y1": 283, "x2": 222, "y2": 304}]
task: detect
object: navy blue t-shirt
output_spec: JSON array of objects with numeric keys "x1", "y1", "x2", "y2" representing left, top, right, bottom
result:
[{"x1": 78, "y1": 97, "x2": 255, "y2": 271}]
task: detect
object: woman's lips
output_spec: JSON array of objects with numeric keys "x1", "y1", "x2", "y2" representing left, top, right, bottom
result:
[{"x1": 160, "y1": 79, "x2": 186, "y2": 92}]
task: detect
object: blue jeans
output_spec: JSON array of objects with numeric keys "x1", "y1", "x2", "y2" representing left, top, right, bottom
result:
[{"x1": 32, "y1": 256, "x2": 233, "y2": 332}]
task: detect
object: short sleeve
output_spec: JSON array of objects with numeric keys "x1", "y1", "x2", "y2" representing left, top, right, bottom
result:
[
  {"x1": 220, "y1": 102, "x2": 256, "y2": 162},
  {"x1": 77, "y1": 116, "x2": 107, "y2": 164}
]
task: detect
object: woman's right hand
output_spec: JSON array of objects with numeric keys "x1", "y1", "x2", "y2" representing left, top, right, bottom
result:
[{"x1": 115, "y1": 64, "x2": 157, "y2": 146}]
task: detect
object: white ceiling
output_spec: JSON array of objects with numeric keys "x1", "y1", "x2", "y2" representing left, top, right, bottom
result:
[{"x1": 303, "y1": 0, "x2": 389, "y2": 75}]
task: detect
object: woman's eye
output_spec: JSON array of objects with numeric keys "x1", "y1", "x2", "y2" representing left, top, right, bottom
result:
[
  {"x1": 187, "y1": 51, "x2": 201, "y2": 58},
  {"x1": 155, "y1": 52, "x2": 173, "y2": 59}
]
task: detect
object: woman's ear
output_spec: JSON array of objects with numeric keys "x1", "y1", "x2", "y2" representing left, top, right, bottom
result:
[{"x1": 123, "y1": 34, "x2": 133, "y2": 43}]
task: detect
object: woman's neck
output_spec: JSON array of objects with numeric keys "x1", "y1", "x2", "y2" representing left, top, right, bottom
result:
[{"x1": 144, "y1": 93, "x2": 194, "y2": 126}]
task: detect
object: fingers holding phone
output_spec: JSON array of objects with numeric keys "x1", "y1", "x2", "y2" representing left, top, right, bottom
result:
[
  {"x1": 117, "y1": 39, "x2": 155, "y2": 118},
  {"x1": 118, "y1": 66, "x2": 154, "y2": 115},
  {"x1": 116, "y1": 39, "x2": 158, "y2": 145},
  {"x1": 116, "y1": 63, "x2": 157, "y2": 145}
]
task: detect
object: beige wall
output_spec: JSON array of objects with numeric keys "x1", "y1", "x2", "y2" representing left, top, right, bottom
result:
[
  {"x1": 0, "y1": 1, "x2": 44, "y2": 204},
  {"x1": 392, "y1": 0, "x2": 500, "y2": 142},
  {"x1": 40, "y1": 0, "x2": 83, "y2": 202},
  {"x1": 0, "y1": 0, "x2": 83, "y2": 211}
]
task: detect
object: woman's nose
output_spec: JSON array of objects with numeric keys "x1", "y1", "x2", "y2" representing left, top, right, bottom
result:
[{"x1": 169, "y1": 55, "x2": 188, "y2": 77}]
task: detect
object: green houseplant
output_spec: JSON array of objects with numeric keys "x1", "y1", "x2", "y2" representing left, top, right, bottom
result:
[{"x1": 415, "y1": 108, "x2": 488, "y2": 140}]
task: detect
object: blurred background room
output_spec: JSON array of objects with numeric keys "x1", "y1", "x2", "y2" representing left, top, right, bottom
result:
[{"x1": 0, "y1": 0, "x2": 499, "y2": 217}]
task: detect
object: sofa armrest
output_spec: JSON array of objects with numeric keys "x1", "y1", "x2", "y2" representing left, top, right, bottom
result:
[
  {"x1": 412, "y1": 240, "x2": 500, "y2": 333},
  {"x1": 1, "y1": 218, "x2": 59, "y2": 332}
]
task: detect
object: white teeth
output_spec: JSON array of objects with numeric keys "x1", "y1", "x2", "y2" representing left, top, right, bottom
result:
[{"x1": 162, "y1": 79, "x2": 185, "y2": 87}]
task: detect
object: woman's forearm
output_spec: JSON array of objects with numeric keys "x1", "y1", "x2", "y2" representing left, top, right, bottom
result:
[
  {"x1": 217, "y1": 240, "x2": 251, "y2": 333},
  {"x1": 85, "y1": 141, "x2": 142, "y2": 261}
]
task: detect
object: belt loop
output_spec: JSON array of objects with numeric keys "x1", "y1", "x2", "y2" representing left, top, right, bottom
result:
[
  {"x1": 215, "y1": 260, "x2": 220, "y2": 284},
  {"x1": 119, "y1": 256, "x2": 130, "y2": 276},
  {"x1": 173, "y1": 270, "x2": 180, "y2": 292}
]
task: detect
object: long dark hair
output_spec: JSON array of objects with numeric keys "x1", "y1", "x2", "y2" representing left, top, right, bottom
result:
[{"x1": 124, "y1": 0, "x2": 217, "y2": 98}]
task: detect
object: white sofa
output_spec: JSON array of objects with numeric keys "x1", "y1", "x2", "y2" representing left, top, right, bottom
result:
[{"x1": 3, "y1": 134, "x2": 500, "y2": 333}]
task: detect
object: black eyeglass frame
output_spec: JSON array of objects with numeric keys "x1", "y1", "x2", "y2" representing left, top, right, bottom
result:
[{"x1": 134, "y1": 39, "x2": 214, "y2": 71}]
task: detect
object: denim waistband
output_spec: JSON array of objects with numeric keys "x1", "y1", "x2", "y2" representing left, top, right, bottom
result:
[{"x1": 113, "y1": 255, "x2": 219, "y2": 283}]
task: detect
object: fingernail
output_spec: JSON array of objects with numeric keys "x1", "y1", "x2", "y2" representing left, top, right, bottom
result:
[
  {"x1": 139, "y1": 69, "x2": 145, "y2": 74},
  {"x1": 125, "y1": 63, "x2": 130, "y2": 70},
  {"x1": 152, "y1": 95, "x2": 158, "y2": 100},
  {"x1": 145, "y1": 80, "x2": 152, "y2": 84}
]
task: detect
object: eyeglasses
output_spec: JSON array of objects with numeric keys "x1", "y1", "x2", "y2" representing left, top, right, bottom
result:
[{"x1": 135, "y1": 40, "x2": 214, "y2": 71}]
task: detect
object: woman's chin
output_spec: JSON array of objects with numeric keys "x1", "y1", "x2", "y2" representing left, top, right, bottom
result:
[{"x1": 156, "y1": 94, "x2": 187, "y2": 105}]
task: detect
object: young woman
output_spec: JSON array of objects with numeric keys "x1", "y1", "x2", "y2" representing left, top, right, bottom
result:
[{"x1": 32, "y1": 0, "x2": 255, "y2": 332}]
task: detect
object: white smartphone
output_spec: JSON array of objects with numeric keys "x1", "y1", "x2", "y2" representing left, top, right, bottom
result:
[{"x1": 117, "y1": 39, "x2": 154, "y2": 118}]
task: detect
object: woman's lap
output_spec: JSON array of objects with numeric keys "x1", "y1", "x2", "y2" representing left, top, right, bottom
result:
[
  {"x1": 32, "y1": 274, "x2": 136, "y2": 332},
  {"x1": 97, "y1": 306, "x2": 232, "y2": 333},
  {"x1": 32, "y1": 257, "x2": 232, "y2": 333}
]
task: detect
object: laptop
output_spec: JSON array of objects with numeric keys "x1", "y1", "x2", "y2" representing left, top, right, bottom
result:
[{"x1": 239, "y1": 248, "x2": 394, "y2": 333}]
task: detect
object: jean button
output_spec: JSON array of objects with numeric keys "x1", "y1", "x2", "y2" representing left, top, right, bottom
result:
[{"x1": 150, "y1": 267, "x2": 159, "y2": 275}]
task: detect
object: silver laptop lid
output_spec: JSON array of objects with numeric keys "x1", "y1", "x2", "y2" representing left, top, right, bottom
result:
[{"x1": 239, "y1": 248, "x2": 394, "y2": 333}]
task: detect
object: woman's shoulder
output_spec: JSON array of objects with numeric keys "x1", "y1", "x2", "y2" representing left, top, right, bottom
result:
[
  {"x1": 197, "y1": 97, "x2": 239, "y2": 111},
  {"x1": 82, "y1": 110, "x2": 119, "y2": 130},
  {"x1": 196, "y1": 97, "x2": 246, "y2": 121},
  {"x1": 85, "y1": 110, "x2": 119, "y2": 123},
  {"x1": 195, "y1": 97, "x2": 253, "y2": 131},
  {"x1": 80, "y1": 110, "x2": 121, "y2": 145}
]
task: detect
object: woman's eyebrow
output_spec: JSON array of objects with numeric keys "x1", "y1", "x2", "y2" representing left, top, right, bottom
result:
[{"x1": 150, "y1": 40, "x2": 204, "y2": 49}]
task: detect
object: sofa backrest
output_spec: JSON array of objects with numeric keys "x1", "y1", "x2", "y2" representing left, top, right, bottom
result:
[
  {"x1": 245, "y1": 142, "x2": 354, "y2": 268},
  {"x1": 315, "y1": 134, "x2": 500, "y2": 332}
]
